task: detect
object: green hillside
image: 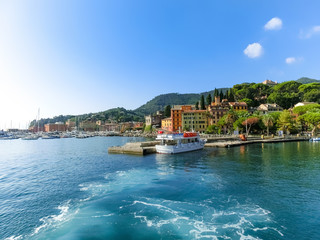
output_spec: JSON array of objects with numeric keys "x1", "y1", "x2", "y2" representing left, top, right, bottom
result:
[
  {"x1": 295, "y1": 77, "x2": 320, "y2": 84},
  {"x1": 135, "y1": 88, "x2": 229, "y2": 115}
]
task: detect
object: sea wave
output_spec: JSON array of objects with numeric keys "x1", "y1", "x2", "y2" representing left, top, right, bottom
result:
[{"x1": 129, "y1": 197, "x2": 284, "y2": 239}]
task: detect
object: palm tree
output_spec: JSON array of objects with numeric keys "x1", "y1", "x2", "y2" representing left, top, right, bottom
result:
[{"x1": 262, "y1": 114, "x2": 274, "y2": 136}]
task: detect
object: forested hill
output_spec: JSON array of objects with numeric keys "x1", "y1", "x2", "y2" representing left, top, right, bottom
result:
[
  {"x1": 135, "y1": 88, "x2": 229, "y2": 115},
  {"x1": 295, "y1": 77, "x2": 320, "y2": 84}
]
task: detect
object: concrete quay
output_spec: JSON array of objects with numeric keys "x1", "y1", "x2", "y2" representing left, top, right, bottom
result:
[
  {"x1": 108, "y1": 136, "x2": 310, "y2": 155},
  {"x1": 108, "y1": 141, "x2": 159, "y2": 155},
  {"x1": 204, "y1": 136, "x2": 310, "y2": 148}
]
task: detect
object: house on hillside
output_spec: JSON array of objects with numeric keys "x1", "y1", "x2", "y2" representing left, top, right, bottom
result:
[
  {"x1": 294, "y1": 102, "x2": 317, "y2": 108},
  {"x1": 257, "y1": 103, "x2": 283, "y2": 114},
  {"x1": 262, "y1": 79, "x2": 277, "y2": 86}
]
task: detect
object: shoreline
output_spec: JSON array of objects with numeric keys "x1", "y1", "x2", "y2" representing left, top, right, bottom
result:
[{"x1": 108, "y1": 136, "x2": 311, "y2": 155}]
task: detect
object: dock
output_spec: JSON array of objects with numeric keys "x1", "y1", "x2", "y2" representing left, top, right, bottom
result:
[
  {"x1": 108, "y1": 137, "x2": 310, "y2": 155},
  {"x1": 108, "y1": 141, "x2": 159, "y2": 155},
  {"x1": 205, "y1": 136, "x2": 310, "y2": 148}
]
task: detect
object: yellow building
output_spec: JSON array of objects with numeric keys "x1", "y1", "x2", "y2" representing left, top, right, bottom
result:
[
  {"x1": 181, "y1": 110, "x2": 208, "y2": 133},
  {"x1": 228, "y1": 102, "x2": 248, "y2": 111},
  {"x1": 161, "y1": 118, "x2": 172, "y2": 131}
]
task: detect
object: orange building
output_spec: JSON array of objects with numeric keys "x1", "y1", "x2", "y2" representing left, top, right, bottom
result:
[
  {"x1": 44, "y1": 122, "x2": 67, "y2": 132},
  {"x1": 171, "y1": 105, "x2": 193, "y2": 132}
]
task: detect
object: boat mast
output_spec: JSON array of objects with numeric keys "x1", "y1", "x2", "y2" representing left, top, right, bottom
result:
[{"x1": 37, "y1": 108, "x2": 40, "y2": 133}]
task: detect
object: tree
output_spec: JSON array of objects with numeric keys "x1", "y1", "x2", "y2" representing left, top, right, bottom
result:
[
  {"x1": 206, "y1": 94, "x2": 212, "y2": 106},
  {"x1": 200, "y1": 95, "x2": 205, "y2": 110},
  {"x1": 164, "y1": 105, "x2": 171, "y2": 118},
  {"x1": 277, "y1": 110, "x2": 294, "y2": 134},
  {"x1": 267, "y1": 81, "x2": 302, "y2": 109},
  {"x1": 219, "y1": 90, "x2": 224, "y2": 100},
  {"x1": 228, "y1": 89, "x2": 235, "y2": 102},
  {"x1": 242, "y1": 117, "x2": 259, "y2": 136},
  {"x1": 213, "y1": 88, "x2": 219, "y2": 98},
  {"x1": 298, "y1": 83, "x2": 320, "y2": 103},
  {"x1": 299, "y1": 111, "x2": 320, "y2": 135},
  {"x1": 195, "y1": 101, "x2": 199, "y2": 110},
  {"x1": 262, "y1": 114, "x2": 274, "y2": 136}
]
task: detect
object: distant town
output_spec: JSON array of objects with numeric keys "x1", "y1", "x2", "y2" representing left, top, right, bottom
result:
[{"x1": 1, "y1": 78, "x2": 320, "y2": 139}]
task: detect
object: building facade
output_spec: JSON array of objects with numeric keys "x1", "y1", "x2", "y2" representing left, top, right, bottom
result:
[
  {"x1": 257, "y1": 103, "x2": 283, "y2": 114},
  {"x1": 207, "y1": 97, "x2": 230, "y2": 125},
  {"x1": 171, "y1": 105, "x2": 193, "y2": 132},
  {"x1": 145, "y1": 111, "x2": 164, "y2": 128},
  {"x1": 181, "y1": 110, "x2": 208, "y2": 133},
  {"x1": 44, "y1": 122, "x2": 67, "y2": 132},
  {"x1": 161, "y1": 118, "x2": 172, "y2": 131}
]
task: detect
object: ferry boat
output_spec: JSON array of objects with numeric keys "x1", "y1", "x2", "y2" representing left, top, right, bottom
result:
[{"x1": 156, "y1": 131, "x2": 206, "y2": 154}]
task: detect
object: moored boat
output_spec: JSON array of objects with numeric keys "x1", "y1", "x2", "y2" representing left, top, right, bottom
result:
[
  {"x1": 156, "y1": 132, "x2": 206, "y2": 154},
  {"x1": 309, "y1": 137, "x2": 320, "y2": 142}
]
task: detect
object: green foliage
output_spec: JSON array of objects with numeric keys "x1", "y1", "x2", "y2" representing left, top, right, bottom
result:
[
  {"x1": 195, "y1": 101, "x2": 199, "y2": 110},
  {"x1": 267, "y1": 81, "x2": 302, "y2": 109},
  {"x1": 200, "y1": 95, "x2": 205, "y2": 110},
  {"x1": 206, "y1": 94, "x2": 212, "y2": 106},
  {"x1": 295, "y1": 77, "x2": 320, "y2": 84},
  {"x1": 206, "y1": 125, "x2": 219, "y2": 134},
  {"x1": 164, "y1": 105, "x2": 171, "y2": 117},
  {"x1": 293, "y1": 104, "x2": 320, "y2": 115},
  {"x1": 277, "y1": 110, "x2": 295, "y2": 133},
  {"x1": 144, "y1": 124, "x2": 153, "y2": 132},
  {"x1": 239, "y1": 98, "x2": 254, "y2": 107},
  {"x1": 135, "y1": 89, "x2": 229, "y2": 115}
]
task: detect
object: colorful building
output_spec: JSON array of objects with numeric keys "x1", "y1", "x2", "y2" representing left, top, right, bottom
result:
[
  {"x1": 161, "y1": 118, "x2": 172, "y2": 131},
  {"x1": 145, "y1": 111, "x2": 164, "y2": 128},
  {"x1": 207, "y1": 97, "x2": 230, "y2": 125},
  {"x1": 228, "y1": 102, "x2": 248, "y2": 111},
  {"x1": 44, "y1": 122, "x2": 67, "y2": 132},
  {"x1": 181, "y1": 110, "x2": 208, "y2": 133},
  {"x1": 171, "y1": 105, "x2": 193, "y2": 132}
]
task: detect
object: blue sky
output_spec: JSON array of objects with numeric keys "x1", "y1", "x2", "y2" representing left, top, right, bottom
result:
[{"x1": 1, "y1": 0, "x2": 320, "y2": 128}]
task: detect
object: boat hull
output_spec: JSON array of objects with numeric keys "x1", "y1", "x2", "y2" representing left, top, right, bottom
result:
[{"x1": 156, "y1": 142, "x2": 205, "y2": 154}]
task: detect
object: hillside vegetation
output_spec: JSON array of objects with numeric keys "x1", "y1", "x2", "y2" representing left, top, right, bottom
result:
[{"x1": 30, "y1": 78, "x2": 320, "y2": 126}]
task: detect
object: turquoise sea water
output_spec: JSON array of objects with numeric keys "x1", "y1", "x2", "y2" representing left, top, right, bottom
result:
[{"x1": 0, "y1": 137, "x2": 320, "y2": 239}]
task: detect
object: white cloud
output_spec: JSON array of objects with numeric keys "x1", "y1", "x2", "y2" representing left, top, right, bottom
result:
[
  {"x1": 243, "y1": 43, "x2": 263, "y2": 58},
  {"x1": 285, "y1": 57, "x2": 296, "y2": 64},
  {"x1": 300, "y1": 25, "x2": 320, "y2": 38},
  {"x1": 285, "y1": 57, "x2": 303, "y2": 64},
  {"x1": 264, "y1": 17, "x2": 282, "y2": 31}
]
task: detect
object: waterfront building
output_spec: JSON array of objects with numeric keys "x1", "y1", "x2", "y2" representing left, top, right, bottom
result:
[
  {"x1": 104, "y1": 122, "x2": 120, "y2": 132},
  {"x1": 66, "y1": 119, "x2": 76, "y2": 131},
  {"x1": 145, "y1": 111, "x2": 164, "y2": 128},
  {"x1": 207, "y1": 97, "x2": 230, "y2": 125},
  {"x1": 79, "y1": 121, "x2": 97, "y2": 132},
  {"x1": 44, "y1": 122, "x2": 66, "y2": 132},
  {"x1": 171, "y1": 105, "x2": 194, "y2": 132},
  {"x1": 161, "y1": 118, "x2": 172, "y2": 131},
  {"x1": 257, "y1": 103, "x2": 283, "y2": 114},
  {"x1": 29, "y1": 125, "x2": 45, "y2": 133},
  {"x1": 181, "y1": 110, "x2": 208, "y2": 133}
]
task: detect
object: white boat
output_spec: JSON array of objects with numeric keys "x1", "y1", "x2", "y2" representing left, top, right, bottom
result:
[
  {"x1": 156, "y1": 132, "x2": 206, "y2": 154},
  {"x1": 22, "y1": 134, "x2": 39, "y2": 140},
  {"x1": 309, "y1": 137, "x2": 320, "y2": 142}
]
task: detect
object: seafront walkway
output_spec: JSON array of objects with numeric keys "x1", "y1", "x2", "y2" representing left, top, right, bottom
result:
[{"x1": 108, "y1": 135, "x2": 310, "y2": 155}]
